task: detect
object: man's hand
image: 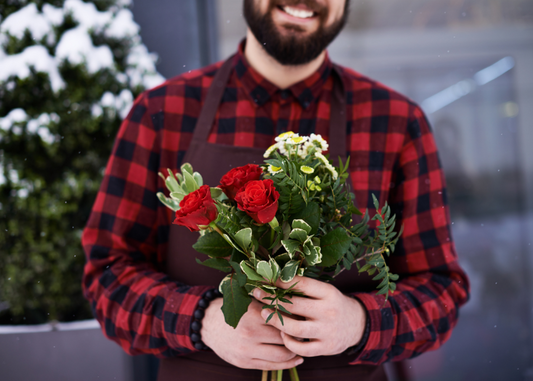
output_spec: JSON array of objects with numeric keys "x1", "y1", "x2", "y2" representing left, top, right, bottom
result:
[
  {"x1": 201, "y1": 298, "x2": 304, "y2": 370},
  {"x1": 253, "y1": 276, "x2": 367, "y2": 357}
]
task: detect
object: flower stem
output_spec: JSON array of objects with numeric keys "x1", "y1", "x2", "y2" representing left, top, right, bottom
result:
[
  {"x1": 262, "y1": 370, "x2": 269, "y2": 381},
  {"x1": 289, "y1": 367, "x2": 300, "y2": 381}
]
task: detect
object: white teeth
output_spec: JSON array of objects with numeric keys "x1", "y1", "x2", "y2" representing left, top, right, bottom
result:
[{"x1": 282, "y1": 6, "x2": 314, "y2": 19}]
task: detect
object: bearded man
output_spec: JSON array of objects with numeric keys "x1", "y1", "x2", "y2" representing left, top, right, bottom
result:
[{"x1": 82, "y1": 1, "x2": 470, "y2": 380}]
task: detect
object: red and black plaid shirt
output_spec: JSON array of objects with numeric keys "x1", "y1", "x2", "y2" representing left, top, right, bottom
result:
[{"x1": 82, "y1": 42, "x2": 469, "y2": 363}]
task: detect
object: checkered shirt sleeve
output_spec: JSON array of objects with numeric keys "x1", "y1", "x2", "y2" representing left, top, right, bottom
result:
[{"x1": 343, "y1": 70, "x2": 470, "y2": 364}]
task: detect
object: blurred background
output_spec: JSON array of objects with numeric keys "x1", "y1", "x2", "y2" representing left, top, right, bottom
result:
[{"x1": 0, "y1": 0, "x2": 532, "y2": 380}]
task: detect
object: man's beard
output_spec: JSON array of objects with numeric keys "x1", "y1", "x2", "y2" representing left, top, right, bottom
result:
[{"x1": 243, "y1": 0, "x2": 349, "y2": 66}]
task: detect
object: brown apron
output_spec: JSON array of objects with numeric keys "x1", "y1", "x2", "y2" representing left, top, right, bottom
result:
[{"x1": 158, "y1": 57, "x2": 387, "y2": 381}]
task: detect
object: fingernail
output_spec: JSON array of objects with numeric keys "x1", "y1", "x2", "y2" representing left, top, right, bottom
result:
[
  {"x1": 261, "y1": 310, "x2": 269, "y2": 319},
  {"x1": 295, "y1": 358, "x2": 304, "y2": 366},
  {"x1": 253, "y1": 289, "x2": 261, "y2": 298}
]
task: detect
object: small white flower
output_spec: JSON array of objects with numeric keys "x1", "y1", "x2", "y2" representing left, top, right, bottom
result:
[
  {"x1": 315, "y1": 152, "x2": 329, "y2": 165},
  {"x1": 275, "y1": 131, "x2": 296, "y2": 142},
  {"x1": 309, "y1": 133, "x2": 328, "y2": 151},
  {"x1": 268, "y1": 165, "x2": 283, "y2": 175},
  {"x1": 264, "y1": 143, "x2": 279, "y2": 158}
]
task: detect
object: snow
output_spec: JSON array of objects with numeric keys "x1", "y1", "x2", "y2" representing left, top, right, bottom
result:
[
  {"x1": 0, "y1": 3, "x2": 63, "y2": 45},
  {"x1": 56, "y1": 27, "x2": 114, "y2": 73},
  {"x1": 0, "y1": 45, "x2": 66, "y2": 92},
  {"x1": 98, "y1": 89, "x2": 134, "y2": 119},
  {"x1": 63, "y1": 0, "x2": 112, "y2": 33},
  {"x1": 0, "y1": 0, "x2": 164, "y2": 117},
  {"x1": 0, "y1": 4, "x2": 52, "y2": 41},
  {"x1": 0, "y1": 109, "x2": 28, "y2": 132},
  {"x1": 105, "y1": 9, "x2": 139, "y2": 39},
  {"x1": 0, "y1": 109, "x2": 58, "y2": 144}
]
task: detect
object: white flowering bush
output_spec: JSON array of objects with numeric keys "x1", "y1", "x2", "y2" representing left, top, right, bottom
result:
[{"x1": 0, "y1": 0, "x2": 164, "y2": 324}]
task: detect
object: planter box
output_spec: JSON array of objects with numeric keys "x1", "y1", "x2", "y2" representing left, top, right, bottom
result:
[{"x1": 0, "y1": 320, "x2": 151, "y2": 381}]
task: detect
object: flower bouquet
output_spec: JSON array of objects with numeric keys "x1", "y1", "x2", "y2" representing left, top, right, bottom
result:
[{"x1": 157, "y1": 132, "x2": 401, "y2": 380}]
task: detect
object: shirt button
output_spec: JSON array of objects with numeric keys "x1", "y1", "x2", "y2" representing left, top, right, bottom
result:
[{"x1": 281, "y1": 90, "x2": 290, "y2": 100}]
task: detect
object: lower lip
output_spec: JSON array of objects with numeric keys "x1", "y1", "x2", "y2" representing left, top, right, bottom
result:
[{"x1": 273, "y1": 6, "x2": 318, "y2": 25}]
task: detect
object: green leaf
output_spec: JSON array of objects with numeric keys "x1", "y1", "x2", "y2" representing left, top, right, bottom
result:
[
  {"x1": 156, "y1": 192, "x2": 180, "y2": 211},
  {"x1": 270, "y1": 258, "x2": 280, "y2": 283},
  {"x1": 229, "y1": 261, "x2": 247, "y2": 287},
  {"x1": 256, "y1": 261, "x2": 273, "y2": 282},
  {"x1": 289, "y1": 228, "x2": 308, "y2": 242},
  {"x1": 292, "y1": 219, "x2": 311, "y2": 234},
  {"x1": 192, "y1": 231, "x2": 233, "y2": 258},
  {"x1": 193, "y1": 172, "x2": 203, "y2": 186},
  {"x1": 210, "y1": 187, "x2": 224, "y2": 199},
  {"x1": 319, "y1": 228, "x2": 352, "y2": 267},
  {"x1": 280, "y1": 260, "x2": 300, "y2": 283},
  {"x1": 273, "y1": 252, "x2": 291, "y2": 268},
  {"x1": 181, "y1": 163, "x2": 193, "y2": 175},
  {"x1": 182, "y1": 170, "x2": 199, "y2": 193},
  {"x1": 220, "y1": 274, "x2": 252, "y2": 328},
  {"x1": 372, "y1": 271, "x2": 386, "y2": 281},
  {"x1": 234, "y1": 228, "x2": 252, "y2": 250},
  {"x1": 372, "y1": 194, "x2": 380, "y2": 211},
  {"x1": 281, "y1": 239, "x2": 301, "y2": 256},
  {"x1": 195, "y1": 257, "x2": 231, "y2": 272},
  {"x1": 240, "y1": 261, "x2": 265, "y2": 282},
  {"x1": 291, "y1": 201, "x2": 320, "y2": 235}
]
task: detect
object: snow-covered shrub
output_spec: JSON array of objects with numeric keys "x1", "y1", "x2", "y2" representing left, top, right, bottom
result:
[{"x1": 0, "y1": 0, "x2": 165, "y2": 324}]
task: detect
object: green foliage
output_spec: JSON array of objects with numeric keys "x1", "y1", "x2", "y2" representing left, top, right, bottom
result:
[{"x1": 0, "y1": 0, "x2": 161, "y2": 324}]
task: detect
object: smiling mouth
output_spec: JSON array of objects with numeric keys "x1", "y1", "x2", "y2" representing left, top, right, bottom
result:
[{"x1": 278, "y1": 5, "x2": 316, "y2": 19}]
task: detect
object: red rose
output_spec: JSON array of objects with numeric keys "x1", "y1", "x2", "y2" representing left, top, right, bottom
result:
[
  {"x1": 174, "y1": 185, "x2": 218, "y2": 232},
  {"x1": 219, "y1": 164, "x2": 263, "y2": 200},
  {"x1": 234, "y1": 179, "x2": 279, "y2": 224}
]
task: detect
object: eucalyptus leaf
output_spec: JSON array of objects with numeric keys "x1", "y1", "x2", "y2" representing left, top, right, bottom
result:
[
  {"x1": 289, "y1": 228, "x2": 308, "y2": 242},
  {"x1": 256, "y1": 261, "x2": 273, "y2": 282},
  {"x1": 291, "y1": 219, "x2": 311, "y2": 234},
  {"x1": 281, "y1": 239, "x2": 301, "y2": 256},
  {"x1": 240, "y1": 261, "x2": 265, "y2": 281},
  {"x1": 280, "y1": 260, "x2": 300, "y2": 283}
]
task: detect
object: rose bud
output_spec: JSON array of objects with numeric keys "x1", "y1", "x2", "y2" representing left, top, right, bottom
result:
[
  {"x1": 174, "y1": 185, "x2": 218, "y2": 232},
  {"x1": 219, "y1": 164, "x2": 263, "y2": 200},
  {"x1": 234, "y1": 179, "x2": 280, "y2": 224}
]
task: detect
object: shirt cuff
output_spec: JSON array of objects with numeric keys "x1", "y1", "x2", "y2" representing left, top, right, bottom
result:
[
  {"x1": 349, "y1": 292, "x2": 394, "y2": 365},
  {"x1": 166, "y1": 285, "x2": 213, "y2": 352}
]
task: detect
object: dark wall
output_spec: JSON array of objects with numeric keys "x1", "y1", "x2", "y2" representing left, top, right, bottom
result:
[{"x1": 131, "y1": 0, "x2": 219, "y2": 79}]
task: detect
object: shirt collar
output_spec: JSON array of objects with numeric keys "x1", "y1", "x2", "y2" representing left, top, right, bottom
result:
[{"x1": 233, "y1": 40, "x2": 333, "y2": 109}]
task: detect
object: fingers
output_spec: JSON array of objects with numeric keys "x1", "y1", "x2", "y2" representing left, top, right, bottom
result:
[
  {"x1": 253, "y1": 288, "x2": 319, "y2": 319},
  {"x1": 252, "y1": 343, "x2": 299, "y2": 363},
  {"x1": 281, "y1": 332, "x2": 324, "y2": 357},
  {"x1": 274, "y1": 276, "x2": 332, "y2": 299},
  {"x1": 260, "y1": 309, "x2": 319, "y2": 339},
  {"x1": 247, "y1": 355, "x2": 304, "y2": 371}
]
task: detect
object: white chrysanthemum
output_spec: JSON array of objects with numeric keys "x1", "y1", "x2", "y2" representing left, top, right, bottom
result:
[
  {"x1": 264, "y1": 143, "x2": 279, "y2": 158},
  {"x1": 287, "y1": 135, "x2": 308, "y2": 145},
  {"x1": 315, "y1": 152, "x2": 329, "y2": 165},
  {"x1": 326, "y1": 164, "x2": 338, "y2": 180},
  {"x1": 268, "y1": 165, "x2": 283, "y2": 175},
  {"x1": 309, "y1": 133, "x2": 328, "y2": 151},
  {"x1": 297, "y1": 145, "x2": 307, "y2": 159},
  {"x1": 275, "y1": 131, "x2": 296, "y2": 142}
]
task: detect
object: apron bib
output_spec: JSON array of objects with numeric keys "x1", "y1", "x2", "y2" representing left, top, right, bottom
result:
[{"x1": 158, "y1": 56, "x2": 387, "y2": 381}]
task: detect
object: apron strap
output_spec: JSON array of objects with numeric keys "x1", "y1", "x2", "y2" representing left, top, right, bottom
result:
[
  {"x1": 329, "y1": 66, "x2": 347, "y2": 165},
  {"x1": 191, "y1": 55, "x2": 236, "y2": 145},
  {"x1": 190, "y1": 56, "x2": 347, "y2": 161}
]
